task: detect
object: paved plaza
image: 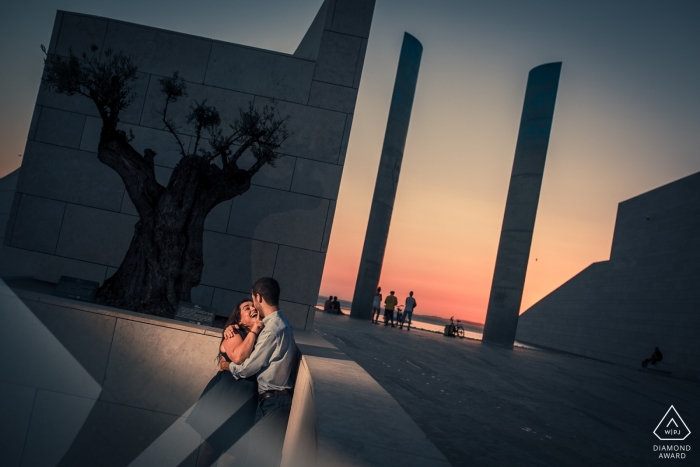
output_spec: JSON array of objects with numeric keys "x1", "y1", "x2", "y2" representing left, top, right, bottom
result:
[{"x1": 313, "y1": 311, "x2": 699, "y2": 467}]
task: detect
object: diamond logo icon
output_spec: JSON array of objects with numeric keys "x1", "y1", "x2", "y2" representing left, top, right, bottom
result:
[{"x1": 654, "y1": 405, "x2": 691, "y2": 441}]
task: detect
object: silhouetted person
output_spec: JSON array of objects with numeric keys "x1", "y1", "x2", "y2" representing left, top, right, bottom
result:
[
  {"x1": 371, "y1": 287, "x2": 382, "y2": 324},
  {"x1": 399, "y1": 291, "x2": 417, "y2": 330},
  {"x1": 642, "y1": 347, "x2": 663, "y2": 368},
  {"x1": 323, "y1": 295, "x2": 332, "y2": 312},
  {"x1": 384, "y1": 291, "x2": 397, "y2": 327},
  {"x1": 331, "y1": 296, "x2": 341, "y2": 314}
]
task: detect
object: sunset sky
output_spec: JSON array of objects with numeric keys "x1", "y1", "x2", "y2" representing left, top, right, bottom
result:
[{"x1": 2, "y1": 0, "x2": 700, "y2": 323}]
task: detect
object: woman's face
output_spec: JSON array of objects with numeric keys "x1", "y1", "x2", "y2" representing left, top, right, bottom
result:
[{"x1": 238, "y1": 301, "x2": 259, "y2": 329}]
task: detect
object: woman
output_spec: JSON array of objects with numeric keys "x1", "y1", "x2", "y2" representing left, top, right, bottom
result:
[{"x1": 187, "y1": 300, "x2": 263, "y2": 467}]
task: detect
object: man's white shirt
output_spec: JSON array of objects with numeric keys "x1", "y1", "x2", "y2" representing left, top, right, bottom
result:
[{"x1": 229, "y1": 310, "x2": 297, "y2": 393}]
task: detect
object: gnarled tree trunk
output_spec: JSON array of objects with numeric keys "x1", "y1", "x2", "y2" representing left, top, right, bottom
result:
[{"x1": 93, "y1": 133, "x2": 252, "y2": 318}]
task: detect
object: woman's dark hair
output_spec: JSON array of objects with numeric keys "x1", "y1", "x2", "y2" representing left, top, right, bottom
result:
[{"x1": 218, "y1": 299, "x2": 253, "y2": 357}]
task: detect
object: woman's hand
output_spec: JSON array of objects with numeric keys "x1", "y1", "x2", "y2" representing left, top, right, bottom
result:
[
  {"x1": 223, "y1": 324, "x2": 239, "y2": 339},
  {"x1": 219, "y1": 356, "x2": 230, "y2": 372},
  {"x1": 249, "y1": 319, "x2": 264, "y2": 336}
]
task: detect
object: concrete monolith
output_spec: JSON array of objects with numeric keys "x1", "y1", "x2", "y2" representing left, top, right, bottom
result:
[
  {"x1": 482, "y1": 62, "x2": 562, "y2": 347},
  {"x1": 350, "y1": 33, "x2": 423, "y2": 320}
]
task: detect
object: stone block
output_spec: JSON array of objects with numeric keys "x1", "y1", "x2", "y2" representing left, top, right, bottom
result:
[
  {"x1": 37, "y1": 84, "x2": 99, "y2": 118},
  {"x1": 54, "y1": 13, "x2": 109, "y2": 58},
  {"x1": 18, "y1": 141, "x2": 125, "y2": 212},
  {"x1": 329, "y1": 0, "x2": 376, "y2": 38},
  {"x1": 227, "y1": 185, "x2": 329, "y2": 250},
  {"x1": 34, "y1": 107, "x2": 86, "y2": 149},
  {"x1": 106, "y1": 266, "x2": 118, "y2": 280},
  {"x1": 211, "y1": 288, "x2": 251, "y2": 318},
  {"x1": 57, "y1": 401, "x2": 199, "y2": 467},
  {"x1": 353, "y1": 38, "x2": 369, "y2": 88},
  {"x1": 314, "y1": 31, "x2": 362, "y2": 87},
  {"x1": 273, "y1": 246, "x2": 326, "y2": 305},
  {"x1": 0, "y1": 245, "x2": 108, "y2": 284},
  {"x1": 100, "y1": 318, "x2": 219, "y2": 416},
  {"x1": 280, "y1": 300, "x2": 310, "y2": 329},
  {"x1": 0, "y1": 294, "x2": 102, "y2": 399},
  {"x1": 127, "y1": 414, "x2": 201, "y2": 467},
  {"x1": 28, "y1": 105, "x2": 42, "y2": 141},
  {"x1": 26, "y1": 300, "x2": 117, "y2": 386},
  {"x1": 200, "y1": 230, "x2": 277, "y2": 292},
  {"x1": 0, "y1": 382, "x2": 36, "y2": 467},
  {"x1": 190, "y1": 284, "x2": 214, "y2": 308},
  {"x1": 21, "y1": 390, "x2": 97, "y2": 467},
  {"x1": 291, "y1": 157, "x2": 343, "y2": 199},
  {"x1": 56, "y1": 204, "x2": 137, "y2": 267},
  {"x1": 321, "y1": 200, "x2": 336, "y2": 253},
  {"x1": 338, "y1": 113, "x2": 352, "y2": 166},
  {"x1": 10, "y1": 194, "x2": 66, "y2": 254},
  {"x1": 308, "y1": 81, "x2": 358, "y2": 114},
  {"x1": 140, "y1": 76, "x2": 253, "y2": 137},
  {"x1": 204, "y1": 199, "x2": 231, "y2": 233},
  {"x1": 268, "y1": 98, "x2": 346, "y2": 163},
  {"x1": 238, "y1": 151, "x2": 296, "y2": 191},
  {"x1": 205, "y1": 42, "x2": 315, "y2": 104},
  {"x1": 46, "y1": 11, "x2": 63, "y2": 55},
  {"x1": 103, "y1": 21, "x2": 212, "y2": 84}
]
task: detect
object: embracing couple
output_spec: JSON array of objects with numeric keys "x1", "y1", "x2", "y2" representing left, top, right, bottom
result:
[{"x1": 186, "y1": 277, "x2": 297, "y2": 467}]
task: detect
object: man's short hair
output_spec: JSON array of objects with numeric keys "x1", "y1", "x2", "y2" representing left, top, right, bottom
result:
[
  {"x1": 390, "y1": 291, "x2": 395, "y2": 294},
  {"x1": 252, "y1": 277, "x2": 280, "y2": 306}
]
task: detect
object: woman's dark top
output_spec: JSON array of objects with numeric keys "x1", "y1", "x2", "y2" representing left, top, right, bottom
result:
[{"x1": 186, "y1": 330, "x2": 258, "y2": 453}]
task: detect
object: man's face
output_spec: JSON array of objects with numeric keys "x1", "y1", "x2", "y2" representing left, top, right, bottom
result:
[{"x1": 251, "y1": 292, "x2": 263, "y2": 314}]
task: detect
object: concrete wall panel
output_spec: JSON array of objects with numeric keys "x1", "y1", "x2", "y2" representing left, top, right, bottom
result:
[
  {"x1": 291, "y1": 157, "x2": 343, "y2": 199},
  {"x1": 227, "y1": 185, "x2": 329, "y2": 251},
  {"x1": 18, "y1": 141, "x2": 125, "y2": 212},
  {"x1": 308, "y1": 81, "x2": 358, "y2": 114},
  {"x1": 34, "y1": 107, "x2": 86, "y2": 149},
  {"x1": 0, "y1": 382, "x2": 35, "y2": 467},
  {"x1": 0, "y1": 245, "x2": 107, "y2": 284},
  {"x1": 273, "y1": 99, "x2": 346, "y2": 164},
  {"x1": 54, "y1": 13, "x2": 108, "y2": 58},
  {"x1": 274, "y1": 246, "x2": 326, "y2": 304},
  {"x1": 313, "y1": 31, "x2": 362, "y2": 87},
  {"x1": 205, "y1": 42, "x2": 315, "y2": 104},
  {"x1": 9, "y1": 194, "x2": 65, "y2": 254},
  {"x1": 100, "y1": 319, "x2": 219, "y2": 416},
  {"x1": 103, "y1": 21, "x2": 212, "y2": 84},
  {"x1": 56, "y1": 204, "x2": 137, "y2": 267},
  {"x1": 328, "y1": 0, "x2": 375, "y2": 39},
  {"x1": 200, "y1": 230, "x2": 277, "y2": 291},
  {"x1": 20, "y1": 390, "x2": 96, "y2": 467}
]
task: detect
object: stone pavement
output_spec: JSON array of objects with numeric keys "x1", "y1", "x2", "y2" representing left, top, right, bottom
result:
[{"x1": 313, "y1": 311, "x2": 699, "y2": 467}]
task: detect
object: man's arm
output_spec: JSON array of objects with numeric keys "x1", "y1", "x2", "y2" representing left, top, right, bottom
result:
[{"x1": 229, "y1": 325, "x2": 277, "y2": 379}]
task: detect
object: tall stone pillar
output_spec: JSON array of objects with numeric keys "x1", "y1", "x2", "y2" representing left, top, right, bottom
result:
[
  {"x1": 482, "y1": 62, "x2": 562, "y2": 347},
  {"x1": 350, "y1": 33, "x2": 423, "y2": 320}
]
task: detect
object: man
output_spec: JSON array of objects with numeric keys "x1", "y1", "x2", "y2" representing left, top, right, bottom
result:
[
  {"x1": 323, "y1": 295, "x2": 332, "y2": 312},
  {"x1": 220, "y1": 277, "x2": 297, "y2": 467},
  {"x1": 371, "y1": 287, "x2": 382, "y2": 324},
  {"x1": 384, "y1": 291, "x2": 398, "y2": 327},
  {"x1": 399, "y1": 291, "x2": 417, "y2": 330},
  {"x1": 331, "y1": 296, "x2": 341, "y2": 314}
]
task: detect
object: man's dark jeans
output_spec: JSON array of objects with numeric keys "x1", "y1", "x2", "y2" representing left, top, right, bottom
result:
[{"x1": 246, "y1": 393, "x2": 292, "y2": 467}]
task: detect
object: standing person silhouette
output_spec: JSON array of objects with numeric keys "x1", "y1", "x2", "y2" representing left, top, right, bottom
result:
[
  {"x1": 399, "y1": 291, "x2": 417, "y2": 330},
  {"x1": 371, "y1": 287, "x2": 382, "y2": 323},
  {"x1": 384, "y1": 291, "x2": 398, "y2": 327}
]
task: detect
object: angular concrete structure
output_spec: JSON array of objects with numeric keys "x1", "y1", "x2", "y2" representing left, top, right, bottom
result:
[
  {"x1": 482, "y1": 62, "x2": 562, "y2": 347},
  {"x1": 517, "y1": 171, "x2": 700, "y2": 380},
  {"x1": 1, "y1": 0, "x2": 376, "y2": 329},
  {"x1": 350, "y1": 33, "x2": 423, "y2": 320}
]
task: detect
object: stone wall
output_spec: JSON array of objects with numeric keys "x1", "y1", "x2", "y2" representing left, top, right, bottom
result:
[
  {"x1": 1, "y1": 0, "x2": 376, "y2": 329},
  {"x1": 0, "y1": 278, "x2": 448, "y2": 467},
  {"x1": 517, "y1": 171, "x2": 700, "y2": 379}
]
